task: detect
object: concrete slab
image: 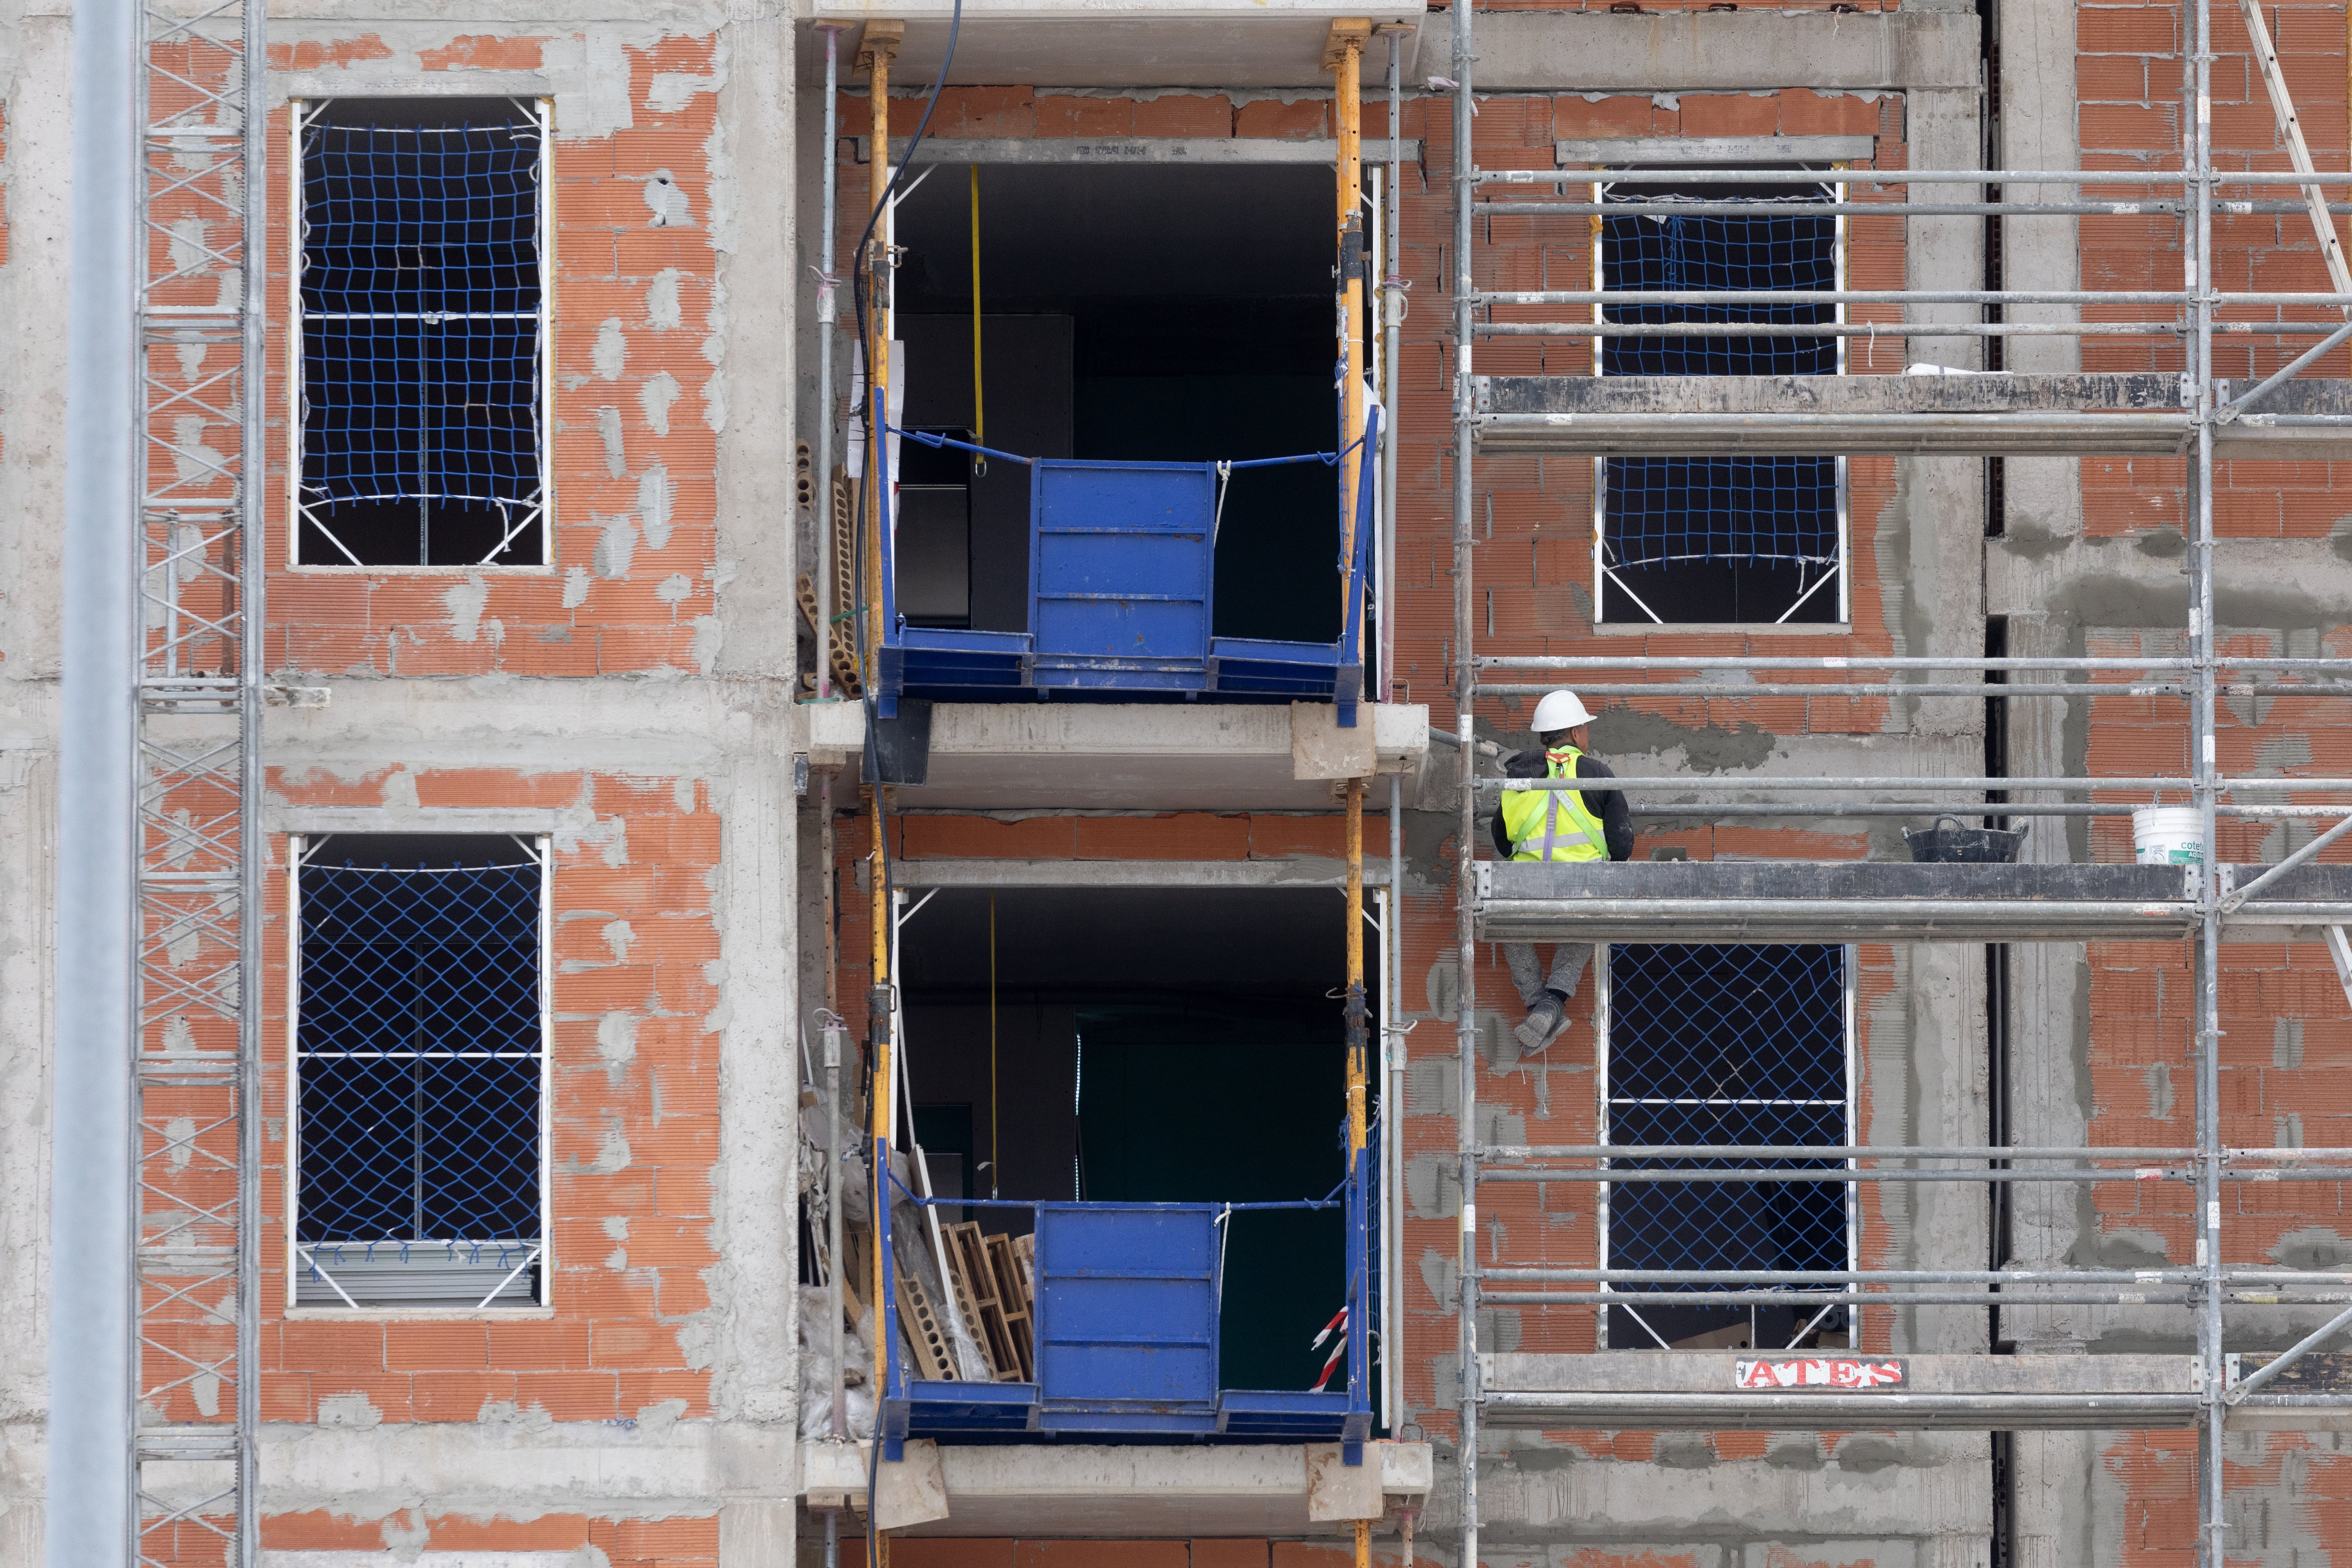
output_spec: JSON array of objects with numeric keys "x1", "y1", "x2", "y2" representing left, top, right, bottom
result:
[
  {"x1": 1473, "y1": 860, "x2": 2217, "y2": 942},
  {"x1": 1481, "y1": 1353, "x2": 2202, "y2": 1430},
  {"x1": 849, "y1": 1441, "x2": 1433, "y2": 1537},
  {"x1": 875, "y1": 702, "x2": 1427, "y2": 810},
  {"x1": 1474, "y1": 374, "x2": 2352, "y2": 459}
]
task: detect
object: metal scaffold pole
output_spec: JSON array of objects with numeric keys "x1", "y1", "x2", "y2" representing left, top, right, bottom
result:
[
  {"x1": 1449, "y1": 0, "x2": 1479, "y2": 1563},
  {"x1": 126, "y1": 0, "x2": 267, "y2": 1557},
  {"x1": 1441, "y1": 0, "x2": 2352, "y2": 1531},
  {"x1": 2191, "y1": 0, "x2": 2224, "y2": 1549}
]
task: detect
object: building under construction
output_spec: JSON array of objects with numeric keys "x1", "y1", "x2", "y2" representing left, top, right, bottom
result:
[{"x1": 10, "y1": 0, "x2": 2352, "y2": 1561}]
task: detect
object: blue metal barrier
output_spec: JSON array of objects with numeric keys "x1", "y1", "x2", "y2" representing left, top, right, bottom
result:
[
  {"x1": 872, "y1": 412, "x2": 1379, "y2": 723},
  {"x1": 875, "y1": 1125, "x2": 1376, "y2": 1456}
]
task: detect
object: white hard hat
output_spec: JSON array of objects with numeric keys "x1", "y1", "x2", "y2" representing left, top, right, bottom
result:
[{"x1": 1531, "y1": 690, "x2": 1594, "y2": 732}]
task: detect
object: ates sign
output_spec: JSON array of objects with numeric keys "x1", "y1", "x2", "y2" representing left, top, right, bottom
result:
[{"x1": 1732, "y1": 1355, "x2": 1906, "y2": 1391}]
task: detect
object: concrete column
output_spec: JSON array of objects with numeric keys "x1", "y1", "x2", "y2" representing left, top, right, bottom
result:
[
  {"x1": 716, "y1": 2, "x2": 804, "y2": 682},
  {"x1": 1998, "y1": 0, "x2": 2084, "y2": 543}
]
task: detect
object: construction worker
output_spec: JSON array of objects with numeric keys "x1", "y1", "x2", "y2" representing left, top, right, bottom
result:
[{"x1": 1492, "y1": 689, "x2": 1633, "y2": 1050}]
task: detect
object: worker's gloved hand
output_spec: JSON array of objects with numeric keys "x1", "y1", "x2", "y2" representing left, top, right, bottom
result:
[{"x1": 1504, "y1": 749, "x2": 1549, "y2": 780}]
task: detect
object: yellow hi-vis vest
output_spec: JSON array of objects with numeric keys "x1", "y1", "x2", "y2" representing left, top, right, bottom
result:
[{"x1": 1499, "y1": 745, "x2": 1608, "y2": 863}]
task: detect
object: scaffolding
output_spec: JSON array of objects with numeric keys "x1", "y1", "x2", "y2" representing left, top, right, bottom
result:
[
  {"x1": 131, "y1": 0, "x2": 266, "y2": 1559},
  {"x1": 1443, "y1": 0, "x2": 2352, "y2": 1563}
]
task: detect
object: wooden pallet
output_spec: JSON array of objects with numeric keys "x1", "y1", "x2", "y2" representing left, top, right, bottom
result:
[
  {"x1": 986, "y1": 1231, "x2": 1036, "y2": 1381},
  {"x1": 935, "y1": 1223, "x2": 1003, "y2": 1380},
  {"x1": 945, "y1": 1222, "x2": 1026, "y2": 1381}
]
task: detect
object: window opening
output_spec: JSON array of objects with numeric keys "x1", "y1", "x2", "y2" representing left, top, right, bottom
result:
[
  {"x1": 289, "y1": 833, "x2": 549, "y2": 1309},
  {"x1": 897, "y1": 887, "x2": 1364, "y2": 1394},
  {"x1": 294, "y1": 98, "x2": 550, "y2": 568},
  {"x1": 1597, "y1": 942, "x2": 1854, "y2": 1350},
  {"x1": 890, "y1": 164, "x2": 1338, "y2": 645},
  {"x1": 1592, "y1": 175, "x2": 1846, "y2": 625}
]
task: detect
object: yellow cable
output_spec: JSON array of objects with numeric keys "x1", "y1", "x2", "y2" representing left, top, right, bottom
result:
[
  {"x1": 970, "y1": 165, "x2": 985, "y2": 450},
  {"x1": 990, "y1": 891, "x2": 999, "y2": 1200}
]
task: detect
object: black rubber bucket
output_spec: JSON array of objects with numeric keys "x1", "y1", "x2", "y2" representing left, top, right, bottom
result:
[{"x1": 1903, "y1": 815, "x2": 2026, "y2": 864}]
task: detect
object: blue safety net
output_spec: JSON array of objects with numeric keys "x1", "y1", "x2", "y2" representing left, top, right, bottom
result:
[
  {"x1": 298, "y1": 106, "x2": 544, "y2": 559},
  {"x1": 294, "y1": 852, "x2": 542, "y2": 1245},
  {"x1": 1601, "y1": 189, "x2": 1838, "y2": 571},
  {"x1": 1604, "y1": 943, "x2": 1849, "y2": 1349}
]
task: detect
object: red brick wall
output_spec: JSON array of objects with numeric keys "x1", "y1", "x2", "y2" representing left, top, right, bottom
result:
[
  {"x1": 255, "y1": 765, "x2": 721, "y2": 1432},
  {"x1": 265, "y1": 34, "x2": 726, "y2": 677}
]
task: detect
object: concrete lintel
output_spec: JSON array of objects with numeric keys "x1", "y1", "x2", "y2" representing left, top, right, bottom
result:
[
  {"x1": 1470, "y1": 9, "x2": 1975, "y2": 92},
  {"x1": 854, "y1": 135, "x2": 1422, "y2": 165},
  {"x1": 1557, "y1": 135, "x2": 1875, "y2": 166},
  {"x1": 270, "y1": 806, "x2": 583, "y2": 836},
  {"x1": 817, "y1": 6, "x2": 1425, "y2": 90},
  {"x1": 871, "y1": 857, "x2": 1393, "y2": 890},
  {"x1": 172, "y1": 1418, "x2": 801, "y2": 1520}
]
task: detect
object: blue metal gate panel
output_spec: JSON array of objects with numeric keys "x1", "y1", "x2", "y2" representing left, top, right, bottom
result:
[
  {"x1": 1033, "y1": 1202, "x2": 1220, "y2": 1421},
  {"x1": 1030, "y1": 461, "x2": 1216, "y2": 689}
]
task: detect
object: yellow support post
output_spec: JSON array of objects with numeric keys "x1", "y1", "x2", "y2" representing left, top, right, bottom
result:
[
  {"x1": 855, "y1": 13, "x2": 903, "y2": 1436},
  {"x1": 1327, "y1": 18, "x2": 1371, "y2": 626}
]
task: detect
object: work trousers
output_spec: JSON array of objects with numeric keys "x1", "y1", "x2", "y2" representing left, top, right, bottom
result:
[{"x1": 1503, "y1": 941, "x2": 1593, "y2": 1011}]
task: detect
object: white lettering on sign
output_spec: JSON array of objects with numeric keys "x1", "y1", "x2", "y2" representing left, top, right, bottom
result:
[{"x1": 1732, "y1": 1356, "x2": 1906, "y2": 1391}]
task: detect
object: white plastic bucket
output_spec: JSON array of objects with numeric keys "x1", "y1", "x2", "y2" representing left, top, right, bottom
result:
[{"x1": 2133, "y1": 806, "x2": 2205, "y2": 865}]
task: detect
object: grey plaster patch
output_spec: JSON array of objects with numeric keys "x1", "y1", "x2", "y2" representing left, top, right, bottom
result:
[
  {"x1": 315, "y1": 1390, "x2": 382, "y2": 1429},
  {"x1": 635, "y1": 1395, "x2": 691, "y2": 1435},
  {"x1": 595, "y1": 514, "x2": 637, "y2": 580},
  {"x1": 595, "y1": 1011, "x2": 638, "y2": 1089},
  {"x1": 2134, "y1": 525, "x2": 2186, "y2": 559},
  {"x1": 1765, "y1": 1435, "x2": 1828, "y2": 1471},
  {"x1": 640, "y1": 371, "x2": 681, "y2": 436},
  {"x1": 2254, "y1": 734, "x2": 2314, "y2": 774},
  {"x1": 2097, "y1": 1227, "x2": 2172, "y2": 1269},
  {"x1": 2142, "y1": 1059, "x2": 2173, "y2": 1120},
  {"x1": 641, "y1": 170, "x2": 694, "y2": 228},
  {"x1": 563, "y1": 567, "x2": 592, "y2": 609},
  {"x1": 647, "y1": 268, "x2": 684, "y2": 331},
  {"x1": 1586, "y1": 706, "x2": 1775, "y2": 771},
  {"x1": 1652, "y1": 1432, "x2": 1716, "y2": 1470},
  {"x1": 2276, "y1": 1019, "x2": 2304, "y2": 1068},
  {"x1": 440, "y1": 574, "x2": 491, "y2": 645},
  {"x1": 2270, "y1": 1226, "x2": 2352, "y2": 1271},
  {"x1": 639, "y1": 463, "x2": 676, "y2": 550},
  {"x1": 1419, "y1": 1247, "x2": 1459, "y2": 1314},
  {"x1": 598, "y1": 406, "x2": 628, "y2": 477},
  {"x1": 1831, "y1": 1435, "x2": 1908, "y2": 1473},
  {"x1": 690, "y1": 615, "x2": 723, "y2": 675},
  {"x1": 593, "y1": 318, "x2": 628, "y2": 380}
]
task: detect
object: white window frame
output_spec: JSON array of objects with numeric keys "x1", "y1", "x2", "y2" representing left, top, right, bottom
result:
[
  {"x1": 1594, "y1": 942, "x2": 1859, "y2": 1351},
  {"x1": 1589, "y1": 165, "x2": 1850, "y2": 629},
  {"x1": 288, "y1": 97, "x2": 556, "y2": 571},
  {"x1": 285, "y1": 833, "x2": 555, "y2": 1315}
]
